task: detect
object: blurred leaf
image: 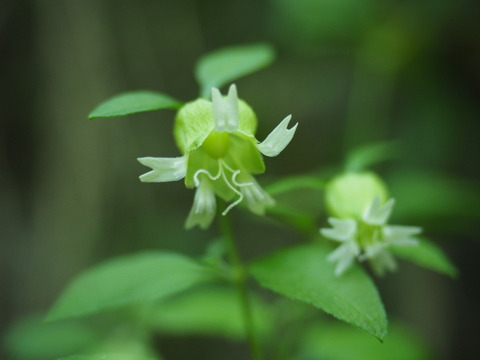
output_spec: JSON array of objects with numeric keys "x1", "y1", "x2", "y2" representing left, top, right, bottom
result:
[
  {"x1": 59, "y1": 354, "x2": 158, "y2": 360},
  {"x1": 391, "y1": 238, "x2": 458, "y2": 278},
  {"x1": 298, "y1": 322, "x2": 430, "y2": 360},
  {"x1": 265, "y1": 175, "x2": 325, "y2": 196},
  {"x1": 47, "y1": 252, "x2": 217, "y2": 321},
  {"x1": 196, "y1": 43, "x2": 275, "y2": 97},
  {"x1": 388, "y1": 170, "x2": 480, "y2": 222},
  {"x1": 267, "y1": 203, "x2": 318, "y2": 233},
  {"x1": 150, "y1": 286, "x2": 272, "y2": 339},
  {"x1": 4, "y1": 315, "x2": 100, "y2": 360},
  {"x1": 88, "y1": 91, "x2": 182, "y2": 119},
  {"x1": 345, "y1": 141, "x2": 401, "y2": 172},
  {"x1": 249, "y1": 243, "x2": 387, "y2": 340}
]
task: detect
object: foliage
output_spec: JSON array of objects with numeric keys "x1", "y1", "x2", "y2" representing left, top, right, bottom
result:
[{"x1": 5, "y1": 42, "x2": 460, "y2": 360}]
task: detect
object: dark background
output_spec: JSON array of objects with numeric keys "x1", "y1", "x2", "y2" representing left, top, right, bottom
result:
[{"x1": 1, "y1": 0, "x2": 479, "y2": 359}]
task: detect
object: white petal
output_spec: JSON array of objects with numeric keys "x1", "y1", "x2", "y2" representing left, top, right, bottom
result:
[
  {"x1": 137, "y1": 155, "x2": 187, "y2": 182},
  {"x1": 383, "y1": 225, "x2": 421, "y2": 246},
  {"x1": 226, "y1": 84, "x2": 239, "y2": 132},
  {"x1": 240, "y1": 178, "x2": 275, "y2": 215},
  {"x1": 369, "y1": 250, "x2": 397, "y2": 276},
  {"x1": 360, "y1": 239, "x2": 385, "y2": 260},
  {"x1": 211, "y1": 87, "x2": 226, "y2": 131},
  {"x1": 257, "y1": 115, "x2": 297, "y2": 157},
  {"x1": 185, "y1": 180, "x2": 216, "y2": 229},
  {"x1": 327, "y1": 242, "x2": 360, "y2": 276},
  {"x1": 363, "y1": 197, "x2": 395, "y2": 225},
  {"x1": 320, "y1": 218, "x2": 357, "y2": 243},
  {"x1": 211, "y1": 85, "x2": 239, "y2": 132}
]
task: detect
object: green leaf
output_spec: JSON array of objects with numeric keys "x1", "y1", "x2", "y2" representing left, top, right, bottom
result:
[
  {"x1": 266, "y1": 203, "x2": 318, "y2": 233},
  {"x1": 388, "y1": 170, "x2": 480, "y2": 222},
  {"x1": 298, "y1": 322, "x2": 430, "y2": 360},
  {"x1": 196, "y1": 43, "x2": 275, "y2": 97},
  {"x1": 265, "y1": 175, "x2": 325, "y2": 196},
  {"x1": 47, "y1": 252, "x2": 217, "y2": 321},
  {"x1": 345, "y1": 141, "x2": 401, "y2": 172},
  {"x1": 249, "y1": 244, "x2": 387, "y2": 340},
  {"x1": 150, "y1": 286, "x2": 272, "y2": 339},
  {"x1": 88, "y1": 91, "x2": 182, "y2": 119},
  {"x1": 4, "y1": 315, "x2": 100, "y2": 360},
  {"x1": 59, "y1": 354, "x2": 158, "y2": 360},
  {"x1": 391, "y1": 238, "x2": 458, "y2": 278}
]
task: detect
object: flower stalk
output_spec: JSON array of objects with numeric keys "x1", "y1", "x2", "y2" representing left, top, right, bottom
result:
[{"x1": 219, "y1": 213, "x2": 263, "y2": 360}]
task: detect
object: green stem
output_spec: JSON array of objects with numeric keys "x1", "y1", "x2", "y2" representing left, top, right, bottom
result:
[{"x1": 219, "y1": 214, "x2": 263, "y2": 360}]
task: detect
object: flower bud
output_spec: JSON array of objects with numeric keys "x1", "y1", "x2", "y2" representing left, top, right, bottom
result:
[{"x1": 325, "y1": 172, "x2": 388, "y2": 219}]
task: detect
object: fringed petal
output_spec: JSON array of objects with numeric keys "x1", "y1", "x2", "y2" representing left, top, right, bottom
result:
[
  {"x1": 185, "y1": 180, "x2": 216, "y2": 229},
  {"x1": 137, "y1": 155, "x2": 187, "y2": 182},
  {"x1": 257, "y1": 115, "x2": 297, "y2": 157},
  {"x1": 363, "y1": 197, "x2": 395, "y2": 226},
  {"x1": 321, "y1": 218, "x2": 357, "y2": 243}
]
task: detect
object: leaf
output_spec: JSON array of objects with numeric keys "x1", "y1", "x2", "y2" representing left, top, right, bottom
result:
[
  {"x1": 264, "y1": 175, "x2": 325, "y2": 196},
  {"x1": 298, "y1": 322, "x2": 430, "y2": 360},
  {"x1": 195, "y1": 43, "x2": 275, "y2": 97},
  {"x1": 59, "y1": 354, "x2": 158, "y2": 360},
  {"x1": 345, "y1": 141, "x2": 401, "y2": 172},
  {"x1": 266, "y1": 203, "x2": 318, "y2": 233},
  {"x1": 88, "y1": 91, "x2": 182, "y2": 119},
  {"x1": 249, "y1": 244, "x2": 387, "y2": 340},
  {"x1": 388, "y1": 170, "x2": 480, "y2": 222},
  {"x1": 150, "y1": 286, "x2": 272, "y2": 339},
  {"x1": 47, "y1": 252, "x2": 217, "y2": 321},
  {"x1": 391, "y1": 238, "x2": 458, "y2": 278},
  {"x1": 4, "y1": 315, "x2": 100, "y2": 360}
]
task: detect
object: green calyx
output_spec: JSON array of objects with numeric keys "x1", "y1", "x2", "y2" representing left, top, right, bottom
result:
[
  {"x1": 173, "y1": 97, "x2": 257, "y2": 154},
  {"x1": 202, "y1": 131, "x2": 230, "y2": 159},
  {"x1": 325, "y1": 172, "x2": 388, "y2": 219},
  {"x1": 357, "y1": 221, "x2": 382, "y2": 248}
]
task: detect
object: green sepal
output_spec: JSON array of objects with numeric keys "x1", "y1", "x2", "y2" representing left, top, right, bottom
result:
[
  {"x1": 88, "y1": 91, "x2": 182, "y2": 119},
  {"x1": 174, "y1": 98, "x2": 257, "y2": 154},
  {"x1": 184, "y1": 148, "x2": 219, "y2": 188},
  {"x1": 225, "y1": 133, "x2": 265, "y2": 175}
]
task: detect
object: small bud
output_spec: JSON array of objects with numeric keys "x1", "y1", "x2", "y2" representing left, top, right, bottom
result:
[
  {"x1": 325, "y1": 172, "x2": 388, "y2": 220},
  {"x1": 321, "y1": 172, "x2": 421, "y2": 276}
]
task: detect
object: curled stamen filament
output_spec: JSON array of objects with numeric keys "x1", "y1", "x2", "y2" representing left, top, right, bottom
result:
[
  {"x1": 193, "y1": 160, "x2": 255, "y2": 216},
  {"x1": 193, "y1": 168, "x2": 222, "y2": 187}
]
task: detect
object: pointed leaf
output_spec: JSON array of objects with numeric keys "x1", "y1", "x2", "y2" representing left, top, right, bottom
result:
[
  {"x1": 391, "y1": 238, "x2": 458, "y2": 278},
  {"x1": 150, "y1": 286, "x2": 272, "y2": 339},
  {"x1": 47, "y1": 252, "x2": 217, "y2": 321},
  {"x1": 59, "y1": 354, "x2": 158, "y2": 360},
  {"x1": 4, "y1": 315, "x2": 101, "y2": 360},
  {"x1": 299, "y1": 322, "x2": 430, "y2": 360},
  {"x1": 345, "y1": 141, "x2": 401, "y2": 172},
  {"x1": 196, "y1": 43, "x2": 275, "y2": 97},
  {"x1": 89, "y1": 91, "x2": 182, "y2": 119},
  {"x1": 249, "y1": 244, "x2": 387, "y2": 340},
  {"x1": 264, "y1": 175, "x2": 325, "y2": 196}
]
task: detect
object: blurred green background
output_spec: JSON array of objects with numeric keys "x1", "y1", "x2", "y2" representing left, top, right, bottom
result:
[{"x1": 1, "y1": 0, "x2": 479, "y2": 359}]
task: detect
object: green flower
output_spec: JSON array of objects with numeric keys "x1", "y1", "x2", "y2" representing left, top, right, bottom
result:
[
  {"x1": 320, "y1": 173, "x2": 421, "y2": 276},
  {"x1": 138, "y1": 85, "x2": 297, "y2": 229}
]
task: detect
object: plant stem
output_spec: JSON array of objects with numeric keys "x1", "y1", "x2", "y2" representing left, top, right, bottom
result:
[{"x1": 219, "y1": 214, "x2": 263, "y2": 360}]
